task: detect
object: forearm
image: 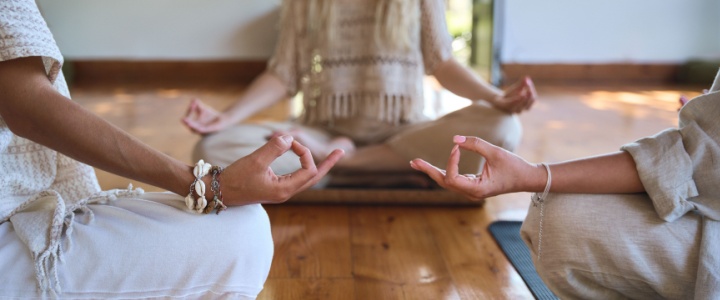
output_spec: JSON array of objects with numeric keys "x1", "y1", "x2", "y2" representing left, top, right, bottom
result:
[
  {"x1": 432, "y1": 58, "x2": 503, "y2": 103},
  {"x1": 0, "y1": 57, "x2": 194, "y2": 196},
  {"x1": 529, "y1": 151, "x2": 645, "y2": 194},
  {"x1": 224, "y1": 71, "x2": 291, "y2": 122}
]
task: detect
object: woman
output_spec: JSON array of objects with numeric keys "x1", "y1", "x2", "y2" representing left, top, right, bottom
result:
[
  {"x1": 410, "y1": 72, "x2": 720, "y2": 299},
  {"x1": 0, "y1": 0, "x2": 342, "y2": 298},
  {"x1": 183, "y1": 0, "x2": 537, "y2": 186}
]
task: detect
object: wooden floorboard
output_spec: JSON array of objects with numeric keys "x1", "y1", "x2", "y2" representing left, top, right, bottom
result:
[
  {"x1": 259, "y1": 279, "x2": 355, "y2": 300},
  {"x1": 72, "y1": 81, "x2": 702, "y2": 299},
  {"x1": 266, "y1": 205, "x2": 353, "y2": 279}
]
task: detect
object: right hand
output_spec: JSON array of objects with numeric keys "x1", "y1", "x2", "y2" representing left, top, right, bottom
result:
[
  {"x1": 219, "y1": 135, "x2": 344, "y2": 205},
  {"x1": 182, "y1": 98, "x2": 234, "y2": 134},
  {"x1": 491, "y1": 76, "x2": 538, "y2": 114}
]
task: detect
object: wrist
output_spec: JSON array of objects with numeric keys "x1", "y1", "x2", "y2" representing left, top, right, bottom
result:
[
  {"x1": 184, "y1": 160, "x2": 226, "y2": 214},
  {"x1": 173, "y1": 164, "x2": 197, "y2": 196},
  {"x1": 529, "y1": 163, "x2": 550, "y2": 193}
]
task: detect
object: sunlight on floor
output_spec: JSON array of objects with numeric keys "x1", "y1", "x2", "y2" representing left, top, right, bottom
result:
[{"x1": 581, "y1": 90, "x2": 693, "y2": 123}]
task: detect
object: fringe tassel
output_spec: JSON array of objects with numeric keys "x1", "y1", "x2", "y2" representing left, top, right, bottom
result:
[
  {"x1": 35, "y1": 236, "x2": 62, "y2": 295},
  {"x1": 300, "y1": 92, "x2": 421, "y2": 126},
  {"x1": 5, "y1": 185, "x2": 145, "y2": 296}
]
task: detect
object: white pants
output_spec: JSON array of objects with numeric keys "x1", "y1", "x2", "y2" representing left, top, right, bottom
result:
[
  {"x1": 195, "y1": 103, "x2": 522, "y2": 176},
  {"x1": 521, "y1": 193, "x2": 701, "y2": 299},
  {"x1": 0, "y1": 193, "x2": 273, "y2": 299}
]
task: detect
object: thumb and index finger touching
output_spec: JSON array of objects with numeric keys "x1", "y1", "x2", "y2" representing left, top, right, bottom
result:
[
  {"x1": 411, "y1": 135, "x2": 495, "y2": 178},
  {"x1": 182, "y1": 98, "x2": 214, "y2": 134},
  {"x1": 453, "y1": 135, "x2": 496, "y2": 159},
  {"x1": 251, "y1": 135, "x2": 345, "y2": 191}
]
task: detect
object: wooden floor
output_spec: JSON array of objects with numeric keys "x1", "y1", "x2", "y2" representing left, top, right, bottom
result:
[{"x1": 71, "y1": 81, "x2": 701, "y2": 299}]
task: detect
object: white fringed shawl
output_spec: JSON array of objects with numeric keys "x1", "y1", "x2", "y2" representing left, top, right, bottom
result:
[{"x1": 2, "y1": 186, "x2": 144, "y2": 295}]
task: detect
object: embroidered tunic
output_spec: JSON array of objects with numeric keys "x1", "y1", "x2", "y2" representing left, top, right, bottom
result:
[
  {"x1": 0, "y1": 0, "x2": 101, "y2": 222},
  {"x1": 0, "y1": 2, "x2": 274, "y2": 298},
  {"x1": 267, "y1": 0, "x2": 453, "y2": 129}
]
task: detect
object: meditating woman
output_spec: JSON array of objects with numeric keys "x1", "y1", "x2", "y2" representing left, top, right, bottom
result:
[
  {"x1": 410, "y1": 72, "x2": 720, "y2": 299},
  {"x1": 0, "y1": 0, "x2": 342, "y2": 298},
  {"x1": 183, "y1": 0, "x2": 537, "y2": 186}
]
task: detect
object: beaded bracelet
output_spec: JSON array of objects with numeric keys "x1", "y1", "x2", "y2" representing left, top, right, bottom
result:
[{"x1": 203, "y1": 166, "x2": 227, "y2": 215}]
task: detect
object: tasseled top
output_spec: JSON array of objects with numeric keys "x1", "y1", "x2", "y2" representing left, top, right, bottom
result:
[{"x1": 267, "y1": 0, "x2": 453, "y2": 138}]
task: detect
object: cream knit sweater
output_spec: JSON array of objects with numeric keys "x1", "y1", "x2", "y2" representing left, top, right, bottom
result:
[{"x1": 268, "y1": 0, "x2": 453, "y2": 128}]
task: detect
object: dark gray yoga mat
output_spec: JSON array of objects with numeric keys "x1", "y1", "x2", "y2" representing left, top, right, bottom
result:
[{"x1": 488, "y1": 221, "x2": 558, "y2": 300}]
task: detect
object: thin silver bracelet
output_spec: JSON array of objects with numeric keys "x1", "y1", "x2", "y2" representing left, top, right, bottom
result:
[{"x1": 530, "y1": 163, "x2": 552, "y2": 260}]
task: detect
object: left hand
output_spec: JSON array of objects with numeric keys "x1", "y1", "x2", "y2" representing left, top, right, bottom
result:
[
  {"x1": 410, "y1": 135, "x2": 541, "y2": 201},
  {"x1": 491, "y1": 76, "x2": 538, "y2": 114}
]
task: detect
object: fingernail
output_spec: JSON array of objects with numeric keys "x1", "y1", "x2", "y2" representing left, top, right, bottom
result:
[
  {"x1": 452, "y1": 145, "x2": 459, "y2": 153},
  {"x1": 453, "y1": 135, "x2": 466, "y2": 143},
  {"x1": 409, "y1": 160, "x2": 416, "y2": 168},
  {"x1": 281, "y1": 135, "x2": 294, "y2": 143}
]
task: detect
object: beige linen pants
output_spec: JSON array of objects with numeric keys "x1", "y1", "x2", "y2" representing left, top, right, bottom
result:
[
  {"x1": 521, "y1": 193, "x2": 701, "y2": 299},
  {"x1": 194, "y1": 103, "x2": 521, "y2": 176}
]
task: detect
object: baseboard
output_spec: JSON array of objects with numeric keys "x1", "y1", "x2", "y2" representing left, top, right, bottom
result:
[
  {"x1": 501, "y1": 63, "x2": 682, "y2": 85},
  {"x1": 67, "y1": 60, "x2": 267, "y2": 86},
  {"x1": 66, "y1": 61, "x2": 686, "y2": 87}
]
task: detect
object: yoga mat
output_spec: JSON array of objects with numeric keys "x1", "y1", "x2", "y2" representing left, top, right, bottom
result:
[
  {"x1": 288, "y1": 171, "x2": 483, "y2": 206},
  {"x1": 488, "y1": 221, "x2": 558, "y2": 300},
  {"x1": 289, "y1": 188, "x2": 483, "y2": 206}
]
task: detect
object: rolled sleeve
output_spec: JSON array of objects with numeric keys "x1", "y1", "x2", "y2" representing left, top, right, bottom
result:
[
  {"x1": 0, "y1": 0, "x2": 63, "y2": 83},
  {"x1": 621, "y1": 128, "x2": 698, "y2": 222}
]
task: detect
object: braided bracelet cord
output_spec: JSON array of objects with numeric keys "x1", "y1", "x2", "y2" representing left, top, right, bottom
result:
[
  {"x1": 204, "y1": 166, "x2": 227, "y2": 215},
  {"x1": 530, "y1": 163, "x2": 552, "y2": 261}
]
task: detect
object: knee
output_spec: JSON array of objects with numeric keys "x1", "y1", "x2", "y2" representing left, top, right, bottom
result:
[
  {"x1": 493, "y1": 114, "x2": 522, "y2": 152},
  {"x1": 521, "y1": 193, "x2": 593, "y2": 269},
  {"x1": 192, "y1": 132, "x2": 236, "y2": 165},
  {"x1": 522, "y1": 193, "x2": 595, "y2": 251},
  {"x1": 192, "y1": 125, "x2": 271, "y2": 166},
  {"x1": 520, "y1": 193, "x2": 650, "y2": 299},
  {"x1": 215, "y1": 205, "x2": 274, "y2": 286},
  {"x1": 521, "y1": 198, "x2": 584, "y2": 297},
  {"x1": 192, "y1": 136, "x2": 213, "y2": 163},
  {"x1": 453, "y1": 105, "x2": 523, "y2": 152}
]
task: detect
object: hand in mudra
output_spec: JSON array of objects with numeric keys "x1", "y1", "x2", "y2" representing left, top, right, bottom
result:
[
  {"x1": 492, "y1": 76, "x2": 538, "y2": 114},
  {"x1": 410, "y1": 135, "x2": 540, "y2": 201},
  {"x1": 268, "y1": 128, "x2": 355, "y2": 162},
  {"x1": 182, "y1": 98, "x2": 234, "y2": 135},
  {"x1": 220, "y1": 135, "x2": 344, "y2": 205}
]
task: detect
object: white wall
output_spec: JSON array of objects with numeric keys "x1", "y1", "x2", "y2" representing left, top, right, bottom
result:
[
  {"x1": 39, "y1": 0, "x2": 719, "y2": 63},
  {"x1": 38, "y1": 0, "x2": 281, "y2": 60},
  {"x1": 501, "y1": 0, "x2": 720, "y2": 63}
]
